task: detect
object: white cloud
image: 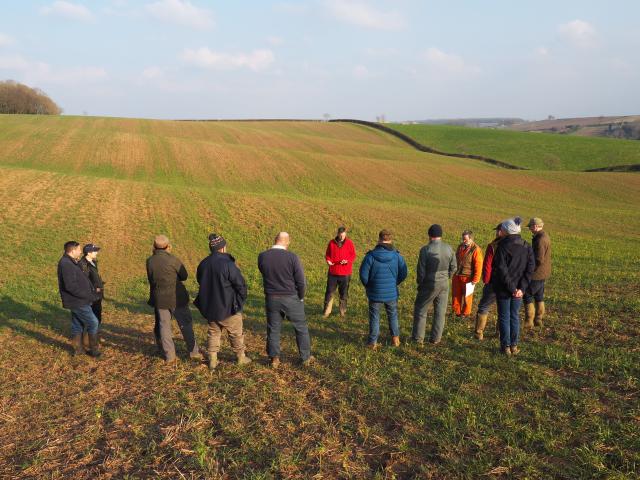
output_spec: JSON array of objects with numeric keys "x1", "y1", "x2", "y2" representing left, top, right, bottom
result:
[
  {"x1": 0, "y1": 54, "x2": 106, "y2": 85},
  {"x1": 182, "y1": 48, "x2": 275, "y2": 71},
  {"x1": 142, "y1": 66, "x2": 164, "y2": 79},
  {"x1": 559, "y1": 19, "x2": 596, "y2": 48},
  {"x1": 365, "y1": 47, "x2": 397, "y2": 57},
  {"x1": 324, "y1": 0, "x2": 405, "y2": 31},
  {"x1": 352, "y1": 64, "x2": 370, "y2": 78},
  {"x1": 267, "y1": 36, "x2": 284, "y2": 46},
  {"x1": 423, "y1": 47, "x2": 479, "y2": 74},
  {"x1": 534, "y1": 47, "x2": 549, "y2": 57},
  {"x1": 40, "y1": 1, "x2": 95, "y2": 22},
  {"x1": 0, "y1": 33, "x2": 14, "y2": 48},
  {"x1": 146, "y1": 0, "x2": 214, "y2": 29}
]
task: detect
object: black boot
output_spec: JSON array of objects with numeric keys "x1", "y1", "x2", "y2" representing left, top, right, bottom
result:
[
  {"x1": 71, "y1": 334, "x2": 83, "y2": 356},
  {"x1": 87, "y1": 334, "x2": 101, "y2": 358}
]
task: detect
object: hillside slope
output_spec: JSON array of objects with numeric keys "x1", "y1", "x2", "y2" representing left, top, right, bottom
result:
[{"x1": 0, "y1": 115, "x2": 638, "y2": 479}]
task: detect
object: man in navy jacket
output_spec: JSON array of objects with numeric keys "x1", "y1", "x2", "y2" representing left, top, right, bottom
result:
[
  {"x1": 359, "y1": 230, "x2": 408, "y2": 349},
  {"x1": 195, "y1": 233, "x2": 251, "y2": 370}
]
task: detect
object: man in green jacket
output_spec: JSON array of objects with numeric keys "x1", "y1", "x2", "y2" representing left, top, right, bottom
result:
[
  {"x1": 146, "y1": 235, "x2": 201, "y2": 364},
  {"x1": 524, "y1": 218, "x2": 551, "y2": 328}
]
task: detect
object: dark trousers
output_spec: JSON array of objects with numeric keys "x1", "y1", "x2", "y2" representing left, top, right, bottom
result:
[
  {"x1": 265, "y1": 295, "x2": 311, "y2": 361},
  {"x1": 153, "y1": 306, "x2": 199, "y2": 361},
  {"x1": 324, "y1": 274, "x2": 351, "y2": 304},
  {"x1": 477, "y1": 284, "x2": 497, "y2": 314},
  {"x1": 91, "y1": 299, "x2": 102, "y2": 324},
  {"x1": 524, "y1": 280, "x2": 545, "y2": 303}
]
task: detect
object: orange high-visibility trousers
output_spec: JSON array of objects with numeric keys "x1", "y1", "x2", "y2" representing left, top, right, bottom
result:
[{"x1": 452, "y1": 274, "x2": 473, "y2": 316}]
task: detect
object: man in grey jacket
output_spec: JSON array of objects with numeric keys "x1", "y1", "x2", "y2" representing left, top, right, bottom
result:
[{"x1": 411, "y1": 224, "x2": 457, "y2": 345}]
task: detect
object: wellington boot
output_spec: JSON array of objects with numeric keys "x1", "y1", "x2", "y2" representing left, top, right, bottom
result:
[
  {"x1": 82, "y1": 332, "x2": 90, "y2": 352},
  {"x1": 71, "y1": 334, "x2": 84, "y2": 356},
  {"x1": 524, "y1": 303, "x2": 535, "y2": 328},
  {"x1": 237, "y1": 352, "x2": 252, "y2": 366},
  {"x1": 208, "y1": 352, "x2": 218, "y2": 370},
  {"x1": 87, "y1": 334, "x2": 101, "y2": 358},
  {"x1": 322, "y1": 298, "x2": 334, "y2": 318},
  {"x1": 534, "y1": 302, "x2": 545, "y2": 327},
  {"x1": 391, "y1": 336, "x2": 401, "y2": 347},
  {"x1": 474, "y1": 313, "x2": 488, "y2": 340},
  {"x1": 339, "y1": 299, "x2": 347, "y2": 317}
]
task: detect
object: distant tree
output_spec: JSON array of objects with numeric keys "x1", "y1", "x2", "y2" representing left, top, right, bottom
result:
[{"x1": 0, "y1": 80, "x2": 62, "y2": 115}]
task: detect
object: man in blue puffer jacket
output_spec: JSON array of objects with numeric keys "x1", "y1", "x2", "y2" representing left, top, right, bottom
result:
[{"x1": 359, "y1": 229, "x2": 408, "y2": 349}]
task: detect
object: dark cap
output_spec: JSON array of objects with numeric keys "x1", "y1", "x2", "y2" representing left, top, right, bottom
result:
[
  {"x1": 494, "y1": 223, "x2": 502, "y2": 231},
  {"x1": 208, "y1": 233, "x2": 227, "y2": 251},
  {"x1": 337, "y1": 226, "x2": 347, "y2": 233},
  {"x1": 83, "y1": 244, "x2": 100, "y2": 255},
  {"x1": 428, "y1": 224, "x2": 443, "y2": 238}
]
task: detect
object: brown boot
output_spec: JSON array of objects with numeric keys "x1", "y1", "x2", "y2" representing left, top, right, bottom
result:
[
  {"x1": 87, "y1": 334, "x2": 101, "y2": 358},
  {"x1": 208, "y1": 352, "x2": 218, "y2": 370},
  {"x1": 474, "y1": 313, "x2": 488, "y2": 340},
  {"x1": 82, "y1": 332, "x2": 90, "y2": 352},
  {"x1": 237, "y1": 352, "x2": 252, "y2": 366},
  {"x1": 391, "y1": 336, "x2": 401, "y2": 347},
  {"x1": 524, "y1": 303, "x2": 535, "y2": 328},
  {"x1": 322, "y1": 298, "x2": 334, "y2": 318},
  {"x1": 339, "y1": 299, "x2": 347, "y2": 317},
  {"x1": 534, "y1": 302, "x2": 545, "y2": 327},
  {"x1": 366, "y1": 342, "x2": 379, "y2": 351},
  {"x1": 71, "y1": 334, "x2": 83, "y2": 356},
  {"x1": 270, "y1": 357, "x2": 281, "y2": 369}
]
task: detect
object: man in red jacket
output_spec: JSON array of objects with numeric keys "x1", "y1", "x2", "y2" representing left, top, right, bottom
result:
[{"x1": 323, "y1": 226, "x2": 357, "y2": 318}]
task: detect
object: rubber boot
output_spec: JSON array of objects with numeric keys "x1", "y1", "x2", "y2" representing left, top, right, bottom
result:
[
  {"x1": 475, "y1": 313, "x2": 488, "y2": 340},
  {"x1": 524, "y1": 303, "x2": 535, "y2": 328},
  {"x1": 208, "y1": 352, "x2": 218, "y2": 370},
  {"x1": 71, "y1": 334, "x2": 83, "y2": 356},
  {"x1": 339, "y1": 299, "x2": 347, "y2": 317},
  {"x1": 82, "y1": 332, "x2": 90, "y2": 352},
  {"x1": 534, "y1": 301, "x2": 545, "y2": 327},
  {"x1": 87, "y1": 334, "x2": 101, "y2": 358},
  {"x1": 391, "y1": 336, "x2": 401, "y2": 347},
  {"x1": 322, "y1": 298, "x2": 333, "y2": 318},
  {"x1": 237, "y1": 352, "x2": 252, "y2": 366}
]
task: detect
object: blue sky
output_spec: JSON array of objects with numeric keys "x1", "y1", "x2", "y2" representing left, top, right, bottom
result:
[{"x1": 1, "y1": 0, "x2": 639, "y2": 120}]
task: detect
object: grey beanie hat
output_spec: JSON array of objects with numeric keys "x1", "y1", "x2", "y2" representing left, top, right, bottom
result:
[{"x1": 501, "y1": 216, "x2": 522, "y2": 235}]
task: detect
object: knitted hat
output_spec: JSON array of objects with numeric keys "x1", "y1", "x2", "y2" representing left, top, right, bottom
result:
[
  {"x1": 527, "y1": 217, "x2": 544, "y2": 228},
  {"x1": 428, "y1": 224, "x2": 443, "y2": 238},
  {"x1": 209, "y1": 233, "x2": 227, "y2": 251},
  {"x1": 501, "y1": 217, "x2": 522, "y2": 235},
  {"x1": 154, "y1": 235, "x2": 170, "y2": 249}
]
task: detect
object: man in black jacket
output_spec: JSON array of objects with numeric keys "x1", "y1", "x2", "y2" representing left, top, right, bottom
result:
[
  {"x1": 146, "y1": 235, "x2": 201, "y2": 365},
  {"x1": 258, "y1": 232, "x2": 313, "y2": 368},
  {"x1": 57, "y1": 241, "x2": 101, "y2": 357},
  {"x1": 491, "y1": 218, "x2": 535, "y2": 356},
  {"x1": 195, "y1": 233, "x2": 251, "y2": 370},
  {"x1": 79, "y1": 244, "x2": 104, "y2": 322}
]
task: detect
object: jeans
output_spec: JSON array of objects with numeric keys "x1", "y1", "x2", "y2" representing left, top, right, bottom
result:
[
  {"x1": 265, "y1": 295, "x2": 311, "y2": 361},
  {"x1": 524, "y1": 280, "x2": 545, "y2": 304},
  {"x1": 70, "y1": 304, "x2": 99, "y2": 335},
  {"x1": 153, "y1": 305, "x2": 199, "y2": 361},
  {"x1": 368, "y1": 300, "x2": 399, "y2": 344},
  {"x1": 412, "y1": 282, "x2": 449, "y2": 343},
  {"x1": 497, "y1": 296, "x2": 522, "y2": 348},
  {"x1": 477, "y1": 283, "x2": 497, "y2": 314}
]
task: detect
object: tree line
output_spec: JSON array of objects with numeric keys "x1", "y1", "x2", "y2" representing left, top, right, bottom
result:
[{"x1": 0, "y1": 80, "x2": 61, "y2": 115}]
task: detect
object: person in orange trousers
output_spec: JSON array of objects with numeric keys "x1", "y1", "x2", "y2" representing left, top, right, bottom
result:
[{"x1": 452, "y1": 230, "x2": 483, "y2": 317}]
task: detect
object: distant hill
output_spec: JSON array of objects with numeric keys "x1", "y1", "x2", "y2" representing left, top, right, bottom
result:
[
  {"x1": 509, "y1": 115, "x2": 640, "y2": 140},
  {"x1": 404, "y1": 118, "x2": 524, "y2": 128}
]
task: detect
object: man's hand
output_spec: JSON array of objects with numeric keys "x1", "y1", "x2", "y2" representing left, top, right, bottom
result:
[
  {"x1": 513, "y1": 289, "x2": 523, "y2": 298},
  {"x1": 96, "y1": 288, "x2": 102, "y2": 293},
  {"x1": 327, "y1": 260, "x2": 334, "y2": 266},
  {"x1": 340, "y1": 260, "x2": 348, "y2": 265}
]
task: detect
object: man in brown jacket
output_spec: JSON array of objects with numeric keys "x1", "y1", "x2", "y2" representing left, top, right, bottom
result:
[
  {"x1": 146, "y1": 235, "x2": 201, "y2": 364},
  {"x1": 524, "y1": 218, "x2": 551, "y2": 327}
]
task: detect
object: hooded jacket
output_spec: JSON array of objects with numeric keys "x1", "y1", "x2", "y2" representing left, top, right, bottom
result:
[
  {"x1": 491, "y1": 234, "x2": 535, "y2": 298},
  {"x1": 194, "y1": 252, "x2": 247, "y2": 322},
  {"x1": 359, "y1": 244, "x2": 408, "y2": 302}
]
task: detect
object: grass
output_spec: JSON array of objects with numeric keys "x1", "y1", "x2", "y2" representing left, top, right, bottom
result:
[
  {"x1": 0, "y1": 114, "x2": 638, "y2": 478},
  {"x1": 389, "y1": 123, "x2": 640, "y2": 171}
]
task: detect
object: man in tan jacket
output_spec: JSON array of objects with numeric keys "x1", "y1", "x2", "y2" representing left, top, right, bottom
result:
[{"x1": 524, "y1": 218, "x2": 551, "y2": 327}]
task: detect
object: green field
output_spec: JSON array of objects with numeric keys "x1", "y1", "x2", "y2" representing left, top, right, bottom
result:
[
  {"x1": 0, "y1": 114, "x2": 639, "y2": 479},
  {"x1": 390, "y1": 122, "x2": 640, "y2": 171}
]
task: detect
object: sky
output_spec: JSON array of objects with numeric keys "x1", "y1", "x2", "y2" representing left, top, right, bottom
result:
[{"x1": 1, "y1": 0, "x2": 639, "y2": 120}]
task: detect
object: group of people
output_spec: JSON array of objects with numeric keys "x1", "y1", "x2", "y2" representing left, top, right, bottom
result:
[{"x1": 56, "y1": 216, "x2": 550, "y2": 367}]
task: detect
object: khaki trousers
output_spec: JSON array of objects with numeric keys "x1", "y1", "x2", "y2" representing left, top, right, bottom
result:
[{"x1": 207, "y1": 313, "x2": 245, "y2": 354}]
